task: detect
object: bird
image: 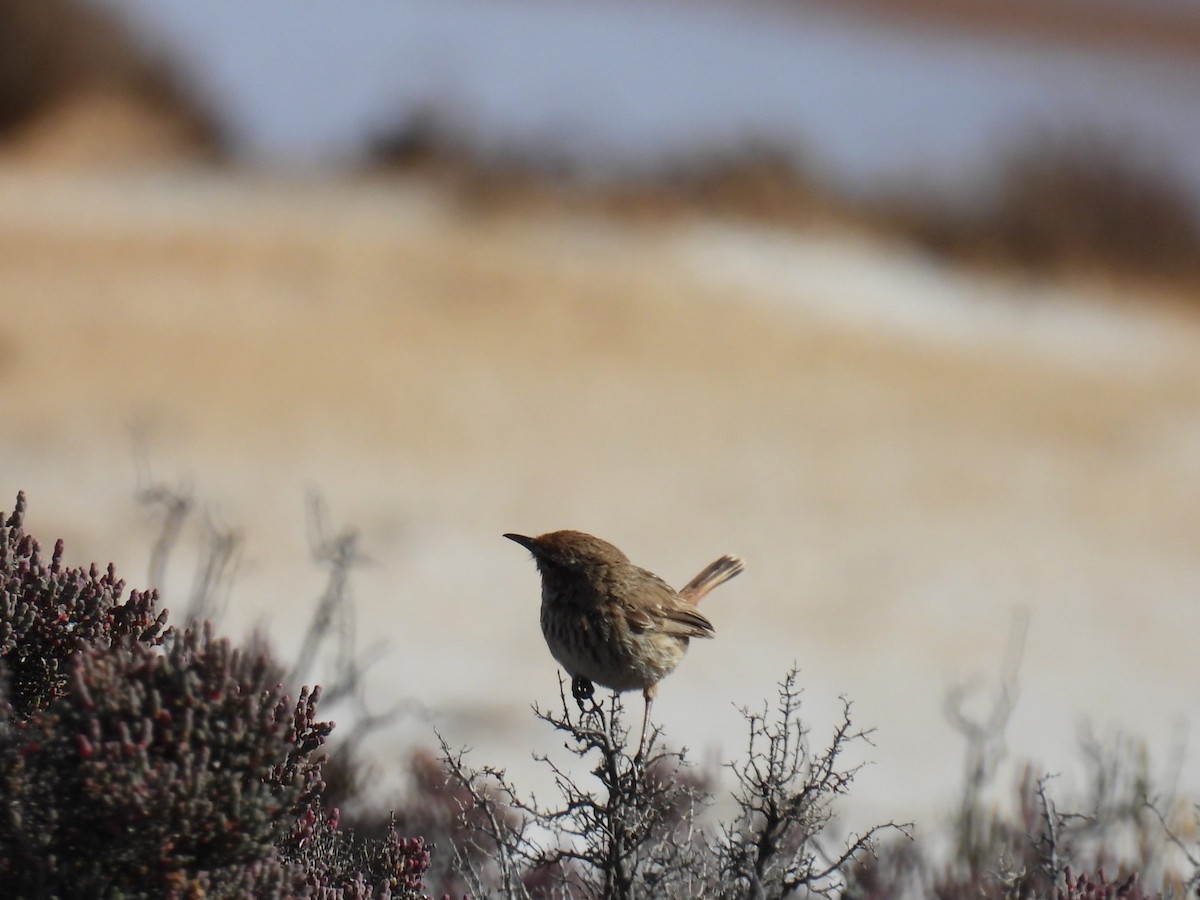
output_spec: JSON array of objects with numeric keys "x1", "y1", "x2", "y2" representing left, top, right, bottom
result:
[{"x1": 503, "y1": 529, "x2": 743, "y2": 756}]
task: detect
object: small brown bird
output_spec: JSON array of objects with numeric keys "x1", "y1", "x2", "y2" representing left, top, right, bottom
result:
[{"x1": 504, "y1": 530, "x2": 743, "y2": 755}]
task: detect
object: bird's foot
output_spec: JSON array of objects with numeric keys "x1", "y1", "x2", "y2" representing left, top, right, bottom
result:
[{"x1": 571, "y1": 675, "x2": 596, "y2": 711}]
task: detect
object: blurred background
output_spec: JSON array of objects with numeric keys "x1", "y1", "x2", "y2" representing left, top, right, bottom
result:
[{"x1": 1, "y1": 0, "x2": 1198, "y2": 835}]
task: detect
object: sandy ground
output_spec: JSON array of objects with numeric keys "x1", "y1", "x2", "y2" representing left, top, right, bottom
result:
[{"x1": 1, "y1": 164, "x2": 1198, "y2": 834}]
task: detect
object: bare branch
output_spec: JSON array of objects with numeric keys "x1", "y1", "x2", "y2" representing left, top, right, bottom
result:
[
  {"x1": 135, "y1": 477, "x2": 194, "y2": 593},
  {"x1": 719, "y1": 669, "x2": 910, "y2": 899},
  {"x1": 182, "y1": 515, "x2": 243, "y2": 624}
]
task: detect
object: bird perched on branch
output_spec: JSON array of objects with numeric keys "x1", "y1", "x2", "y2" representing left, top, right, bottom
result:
[{"x1": 504, "y1": 529, "x2": 743, "y2": 756}]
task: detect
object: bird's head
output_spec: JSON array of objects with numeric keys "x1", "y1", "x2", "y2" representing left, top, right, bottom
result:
[{"x1": 503, "y1": 530, "x2": 629, "y2": 579}]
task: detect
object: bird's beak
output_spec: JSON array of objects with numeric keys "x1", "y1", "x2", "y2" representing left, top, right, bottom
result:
[{"x1": 503, "y1": 532, "x2": 538, "y2": 553}]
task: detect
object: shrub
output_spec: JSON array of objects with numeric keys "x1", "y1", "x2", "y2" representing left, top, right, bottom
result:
[
  {"x1": 0, "y1": 493, "x2": 435, "y2": 898},
  {"x1": 0, "y1": 624, "x2": 326, "y2": 895},
  {"x1": 440, "y1": 671, "x2": 903, "y2": 898},
  {"x1": 0, "y1": 490, "x2": 168, "y2": 717}
]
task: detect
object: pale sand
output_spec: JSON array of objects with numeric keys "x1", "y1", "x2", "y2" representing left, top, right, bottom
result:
[{"x1": 1, "y1": 165, "x2": 1198, "y2": 828}]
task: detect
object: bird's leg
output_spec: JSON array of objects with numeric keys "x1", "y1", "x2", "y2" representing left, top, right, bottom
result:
[
  {"x1": 635, "y1": 684, "x2": 656, "y2": 762},
  {"x1": 571, "y1": 674, "x2": 595, "y2": 711}
]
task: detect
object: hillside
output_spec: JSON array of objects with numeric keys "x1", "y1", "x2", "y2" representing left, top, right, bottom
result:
[{"x1": 1, "y1": 164, "x2": 1198, "y2": 829}]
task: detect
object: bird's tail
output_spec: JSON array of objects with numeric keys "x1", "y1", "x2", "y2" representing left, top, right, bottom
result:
[{"x1": 679, "y1": 554, "x2": 744, "y2": 604}]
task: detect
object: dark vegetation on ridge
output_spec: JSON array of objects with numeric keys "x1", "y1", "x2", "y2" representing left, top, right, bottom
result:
[{"x1": 0, "y1": 0, "x2": 224, "y2": 154}]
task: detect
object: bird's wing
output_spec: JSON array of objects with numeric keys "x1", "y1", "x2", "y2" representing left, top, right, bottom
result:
[{"x1": 624, "y1": 570, "x2": 716, "y2": 639}]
